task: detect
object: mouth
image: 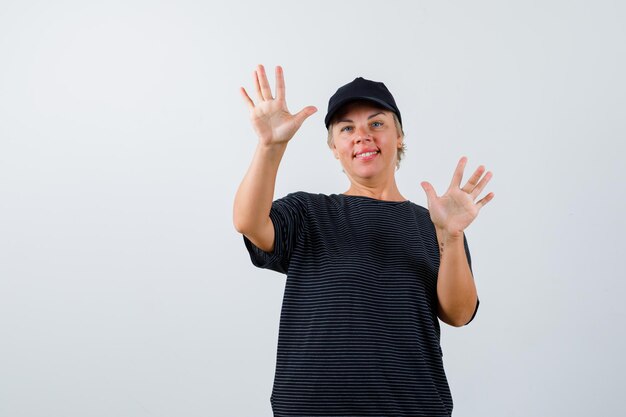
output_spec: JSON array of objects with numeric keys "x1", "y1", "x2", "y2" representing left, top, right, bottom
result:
[{"x1": 354, "y1": 150, "x2": 380, "y2": 159}]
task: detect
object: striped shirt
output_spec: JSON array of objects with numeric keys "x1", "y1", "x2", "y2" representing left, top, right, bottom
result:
[{"x1": 244, "y1": 192, "x2": 476, "y2": 417}]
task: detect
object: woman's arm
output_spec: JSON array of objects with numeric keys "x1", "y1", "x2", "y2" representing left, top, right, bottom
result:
[
  {"x1": 434, "y1": 229, "x2": 477, "y2": 327},
  {"x1": 233, "y1": 65, "x2": 316, "y2": 252},
  {"x1": 421, "y1": 157, "x2": 494, "y2": 327}
]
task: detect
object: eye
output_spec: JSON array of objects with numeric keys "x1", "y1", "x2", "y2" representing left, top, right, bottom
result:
[
  {"x1": 371, "y1": 121, "x2": 383, "y2": 128},
  {"x1": 340, "y1": 126, "x2": 353, "y2": 132}
]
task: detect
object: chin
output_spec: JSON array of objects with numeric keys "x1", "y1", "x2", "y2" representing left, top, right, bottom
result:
[{"x1": 349, "y1": 167, "x2": 390, "y2": 181}]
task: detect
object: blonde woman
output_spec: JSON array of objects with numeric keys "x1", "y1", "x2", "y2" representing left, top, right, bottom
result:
[{"x1": 234, "y1": 65, "x2": 494, "y2": 417}]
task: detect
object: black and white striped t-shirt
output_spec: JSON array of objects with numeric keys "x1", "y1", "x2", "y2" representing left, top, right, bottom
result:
[{"x1": 245, "y1": 192, "x2": 476, "y2": 417}]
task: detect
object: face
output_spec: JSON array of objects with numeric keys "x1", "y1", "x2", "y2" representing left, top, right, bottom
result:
[{"x1": 330, "y1": 101, "x2": 403, "y2": 183}]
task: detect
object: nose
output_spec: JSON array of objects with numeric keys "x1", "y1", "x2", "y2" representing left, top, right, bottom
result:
[{"x1": 354, "y1": 125, "x2": 372, "y2": 144}]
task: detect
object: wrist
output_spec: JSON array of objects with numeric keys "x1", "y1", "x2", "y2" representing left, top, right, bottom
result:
[
  {"x1": 435, "y1": 226, "x2": 463, "y2": 242},
  {"x1": 257, "y1": 132, "x2": 292, "y2": 149},
  {"x1": 256, "y1": 141, "x2": 288, "y2": 156}
]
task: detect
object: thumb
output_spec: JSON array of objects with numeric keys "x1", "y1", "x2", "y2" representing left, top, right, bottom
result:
[
  {"x1": 420, "y1": 181, "x2": 438, "y2": 202},
  {"x1": 293, "y1": 106, "x2": 317, "y2": 126}
]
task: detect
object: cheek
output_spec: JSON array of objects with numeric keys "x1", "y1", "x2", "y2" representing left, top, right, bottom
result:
[{"x1": 334, "y1": 142, "x2": 351, "y2": 157}]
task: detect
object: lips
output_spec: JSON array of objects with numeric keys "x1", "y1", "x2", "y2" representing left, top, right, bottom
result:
[{"x1": 354, "y1": 149, "x2": 380, "y2": 159}]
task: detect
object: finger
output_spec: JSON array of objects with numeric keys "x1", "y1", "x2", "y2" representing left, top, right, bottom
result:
[
  {"x1": 257, "y1": 64, "x2": 274, "y2": 100},
  {"x1": 476, "y1": 192, "x2": 495, "y2": 208},
  {"x1": 293, "y1": 106, "x2": 318, "y2": 127},
  {"x1": 449, "y1": 156, "x2": 467, "y2": 189},
  {"x1": 253, "y1": 69, "x2": 263, "y2": 102},
  {"x1": 275, "y1": 66, "x2": 285, "y2": 101},
  {"x1": 462, "y1": 165, "x2": 485, "y2": 193},
  {"x1": 470, "y1": 171, "x2": 493, "y2": 199},
  {"x1": 240, "y1": 87, "x2": 255, "y2": 110},
  {"x1": 420, "y1": 181, "x2": 438, "y2": 203}
]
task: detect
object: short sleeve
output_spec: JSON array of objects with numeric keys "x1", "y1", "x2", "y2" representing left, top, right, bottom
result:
[
  {"x1": 463, "y1": 233, "x2": 480, "y2": 325},
  {"x1": 243, "y1": 192, "x2": 308, "y2": 274}
]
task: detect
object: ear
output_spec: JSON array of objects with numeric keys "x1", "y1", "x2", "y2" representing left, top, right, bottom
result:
[{"x1": 330, "y1": 141, "x2": 339, "y2": 159}]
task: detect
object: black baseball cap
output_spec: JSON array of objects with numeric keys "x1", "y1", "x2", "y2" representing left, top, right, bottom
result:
[{"x1": 324, "y1": 77, "x2": 402, "y2": 128}]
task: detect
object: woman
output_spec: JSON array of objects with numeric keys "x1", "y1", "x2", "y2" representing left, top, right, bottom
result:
[{"x1": 234, "y1": 65, "x2": 494, "y2": 417}]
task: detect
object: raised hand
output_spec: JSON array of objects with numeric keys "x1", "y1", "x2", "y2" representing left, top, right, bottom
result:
[
  {"x1": 240, "y1": 65, "x2": 317, "y2": 147},
  {"x1": 420, "y1": 157, "x2": 494, "y2": 238}
]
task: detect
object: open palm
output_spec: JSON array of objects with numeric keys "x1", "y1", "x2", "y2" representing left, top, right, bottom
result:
[
  {"x1": 421, "y1": 157, "x2": 494, "y2": 237},
  {"x1": 240, "y1": 65, "x2": 316, "y2": 146}
]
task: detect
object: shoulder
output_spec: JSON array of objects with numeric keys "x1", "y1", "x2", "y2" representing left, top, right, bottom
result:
[
  {"x1": 272, "y1": 192, "x2": 350, "y2": 223},
  {"x1": 405, "y1": 201, "x2": 437, "y2": 233},
  {"x1": 275, "y1": 191, "x2": 340, "y2": 207},
  {"x1": 408, "y1": 201, "x2": 431, "y2": 219},
  {"x1": 270, "y1": 192, "x2": 334, "y2": 219}
]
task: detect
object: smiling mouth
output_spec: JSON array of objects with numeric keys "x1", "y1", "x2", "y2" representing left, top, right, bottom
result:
[{"x1": 354, "y1": 151, "x2": 380, "y2": 159}]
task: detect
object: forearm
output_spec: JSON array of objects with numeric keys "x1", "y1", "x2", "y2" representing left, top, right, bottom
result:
[
  {"x1": 233, "y1": 143, "x2": 287, "y2": 251},
  {"x1": 435, "y1": 229, "x2": 478, "y2": 327}
]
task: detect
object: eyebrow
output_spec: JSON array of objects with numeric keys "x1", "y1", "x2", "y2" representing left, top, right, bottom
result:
[{"x1": 336, "y1": 112, "x2": 386, "y2": 124}]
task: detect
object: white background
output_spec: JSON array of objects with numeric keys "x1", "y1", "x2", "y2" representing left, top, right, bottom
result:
[{"x1": 1, "y1": 1, "x2": 625, "y2": 416}]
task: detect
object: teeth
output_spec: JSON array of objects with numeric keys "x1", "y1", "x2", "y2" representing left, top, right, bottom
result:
[{"x1": 357, "y1": 151, "x2": 378, "y2": 158}]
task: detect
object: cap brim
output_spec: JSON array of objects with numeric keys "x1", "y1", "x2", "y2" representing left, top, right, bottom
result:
[{"x1": 324, "y1": 96, "x2": 397, "y2": 128}]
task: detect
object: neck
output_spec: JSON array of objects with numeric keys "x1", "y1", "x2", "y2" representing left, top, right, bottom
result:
[{"x1": 344, "y1": 177, "x2": 405, "y2": 202}]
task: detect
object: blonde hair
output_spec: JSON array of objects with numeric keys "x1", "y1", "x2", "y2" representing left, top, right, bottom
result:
[{"x1": 327, "y1": 112, "x2": 406, "y2": 169}]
